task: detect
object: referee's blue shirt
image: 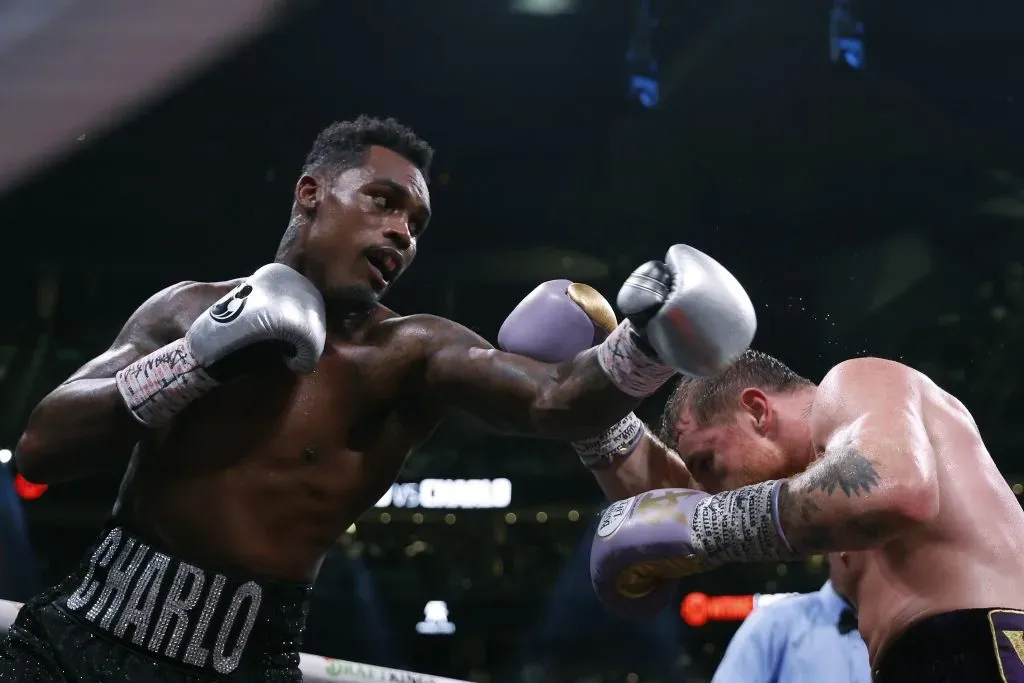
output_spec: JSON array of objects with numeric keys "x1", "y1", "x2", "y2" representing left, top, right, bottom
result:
[{"x1": 711, "y1": 581, "x2": 871, "y2": 683}]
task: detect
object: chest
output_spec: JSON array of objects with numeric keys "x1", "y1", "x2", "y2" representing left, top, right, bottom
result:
[{"x1": 166, "y1": 341, "x2": 423, "y2": 468}]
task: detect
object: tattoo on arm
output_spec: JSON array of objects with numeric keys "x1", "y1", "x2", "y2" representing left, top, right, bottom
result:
[
  {"x1": 802, "y1": 444, "x2": 880, "y2": 496},
  {"x1": 777, "y1": 442, "x2": 890, "y2": 553}
]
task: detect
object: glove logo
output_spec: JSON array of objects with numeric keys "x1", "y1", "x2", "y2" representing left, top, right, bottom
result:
[
  {"x1": 635, "y1": 490, "x2": 696, "y2": 526},
  {"x1": 209, "y1": 284, "x2": 252, "y2": 324},
  {"x1": 597, "y1": 496, "x2": 636, "y2": 538}
]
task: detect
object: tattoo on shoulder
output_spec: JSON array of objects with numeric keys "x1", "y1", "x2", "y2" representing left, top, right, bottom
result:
[
  {"x1": 802, "y1": 443, "x2": 880, "y2": 497},
  {"x1": 777, "y1": 444, "x2": 886, "y2": 552}
]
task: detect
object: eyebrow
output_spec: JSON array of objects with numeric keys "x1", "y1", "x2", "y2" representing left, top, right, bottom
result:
[
  {"x1": 373, "y1": 178, "x2": 431, "y2": 218},
  {"x1": 374, "y1": 178, "x2": 411, "y2": 196}
]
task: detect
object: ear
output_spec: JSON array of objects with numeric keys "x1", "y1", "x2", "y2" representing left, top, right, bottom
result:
[
  {"x1": 839, "y1": 551, "x2": 850, "y2": 566},
  {"x1": 739, "y1": 388, "x2": 772, "y2": 434},
  {"x1": 294, "y1": 174, "x2": 320, "y2": 214}
]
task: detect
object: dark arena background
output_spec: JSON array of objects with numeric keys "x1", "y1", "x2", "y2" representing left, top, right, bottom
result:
[{"x1": 1, "y1": 0, "x2": 1023, "y2": 681}]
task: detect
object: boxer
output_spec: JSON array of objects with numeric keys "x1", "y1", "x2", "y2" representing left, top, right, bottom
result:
[
  {"x1": 0, "y1": 116, "x2": 756, "y2": 682},
  {"x1": 502, "y1": 290, "x2": 1024, "y2": 683}
]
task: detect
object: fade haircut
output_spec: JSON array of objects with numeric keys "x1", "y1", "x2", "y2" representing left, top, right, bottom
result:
[
  {"x1": 302, "y1": 115, "x2": 434, "y2": 177},
  {"x1": 658, "y1": 350, "x2": 815, "y2": 445}
]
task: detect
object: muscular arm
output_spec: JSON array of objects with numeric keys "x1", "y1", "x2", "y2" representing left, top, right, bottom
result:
[
  {"x1": 15, "y1": 282, "x2": 214, "y2": 483},
  {"x1": 775, "y1": 357, "x2": 940, "y2": 553},
  {"x1": 592, "y1": 430, "x2": 698, "y2": 500},
  {"x1": 412, "y1": 315, "x2": 647, "y2": 441}
]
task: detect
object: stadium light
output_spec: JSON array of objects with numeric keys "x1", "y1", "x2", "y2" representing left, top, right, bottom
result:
[
  {"x1": 626, "y1": 0, "x2": 659, "y2": 109},
  {"x1": 829, "y1": 0, "x2": 865, "y2": 70}
]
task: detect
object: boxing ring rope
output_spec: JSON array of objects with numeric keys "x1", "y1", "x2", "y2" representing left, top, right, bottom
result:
[{"x1": 0, "y1": 598, "x2": 471, "y2": 683}]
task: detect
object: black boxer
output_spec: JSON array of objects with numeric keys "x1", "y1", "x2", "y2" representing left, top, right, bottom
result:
[
  {"x1": 872, "y1": 608, "x2": 1024, "y2": 683},
  {"x1": 0, "y1": 525, "x2": 309, "y2": 682}
]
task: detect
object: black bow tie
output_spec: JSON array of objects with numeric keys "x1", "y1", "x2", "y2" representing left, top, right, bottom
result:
[{"x1": 837, "y1": 608, "x2": 858, "y2": 635}]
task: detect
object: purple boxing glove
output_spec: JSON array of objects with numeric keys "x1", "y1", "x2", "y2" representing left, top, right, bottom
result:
[
  {"x1": 498, "y1": 279, "x2": 616, "y2": 362},
  {"x1": 499, "y1": 280, "x2": 646, "y2": 469},
  {"x1": 591, "y1": 481, "x2": 796, "y2": 620}
]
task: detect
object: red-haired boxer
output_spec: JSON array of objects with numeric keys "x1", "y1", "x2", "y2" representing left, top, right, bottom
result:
[
  {"x1": 502, "y1": 284, "x2": 1024, "y2": 683},
  {"x1": 0, "y1": 118, "x2": 755, "y2": 682}
]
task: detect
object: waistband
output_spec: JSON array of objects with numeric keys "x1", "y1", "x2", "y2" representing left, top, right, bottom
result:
[
  {"x1": 873, "y1": 608, "x2": 1024, "y2": 683},
  {"x1": 53, "y1": 525, "x2": 312, "y2": 677}
]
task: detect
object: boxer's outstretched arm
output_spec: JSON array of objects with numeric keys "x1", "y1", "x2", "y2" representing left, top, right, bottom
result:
[
  {"x1": 592, "y1": 431, "x2": 698, "y2": 500},
  {"x1": 775, "y1": 357, "x2": 940, "y2": 553},
  {"x1": 15, "y1": 282, "x2": 209, "y2": 483},
  {"x1": 412, "y1": 316, "x2": 642, "y2": 441}
]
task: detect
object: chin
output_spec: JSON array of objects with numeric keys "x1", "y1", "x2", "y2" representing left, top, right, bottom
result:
[{"x1": 322, "y1": 283, "x2": 377, "y2": 317}]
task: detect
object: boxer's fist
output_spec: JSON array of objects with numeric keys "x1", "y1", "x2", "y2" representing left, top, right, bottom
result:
[
  {"x1": 499, "y1": 280, "x2": 646, "y2": 469},
  {"x1": 116, "y1": 264, "x2": 326, "y2": 427},
  {"x1": 618, "y1": 245, "x2": 755, "y2": 377},
  {"x1": 187, "y1": 263, "x2": 327, "y2": 377},
  {"x1": 590, "y1": 488, "x2": 715, "y2": 620},
  {"x1": 498, "y1": 279, "x2": 617, "y2": 363}
]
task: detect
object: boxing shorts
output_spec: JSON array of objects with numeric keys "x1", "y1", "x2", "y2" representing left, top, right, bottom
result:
[
  {"x1": 0, "y1": 524, "x2": 311, "y2": 682},
  {"x1": 873, "y1": 608, "x2": 1024, "y2": 683}
]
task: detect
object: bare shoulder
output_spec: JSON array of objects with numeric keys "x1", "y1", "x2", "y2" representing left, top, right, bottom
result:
[
  {"x1": 819, "y1": 356, "x2": 923, "y2": 394},
  {"x1": 359, "y1": 313, "x2": 497, "y2": 402},
  {"x1": 61, "y1": 278, "x2": 242, "y2": 384},
  {"x1": 809, "y1": 356, "x2": 924, "y2": 438},
  {"x1": 129, "y1": 279, "x2": 242, "y2": 339},
  {"x1": 370, "y1": 312, "x2": 491, "y2": 352},
  {"x1": 825, "y1": 358, "x2": 977, "y2": 430},
  {"x1": 351, "y1": 313, "x2": 493, "y2": 420}
]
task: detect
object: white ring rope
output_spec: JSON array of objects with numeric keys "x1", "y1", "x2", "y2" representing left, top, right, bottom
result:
[{"x1": 0, "y1": 598, "x2": 470, "y2": 683}]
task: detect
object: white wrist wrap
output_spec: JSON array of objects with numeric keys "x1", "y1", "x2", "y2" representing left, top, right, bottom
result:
[
  {"x1": 596, "y1": 321, "x2": 676, "y2": 398},
  {"x1": 572, "y1": 413, "x2": 645, "y2": 470},
  {"x1": 115, "y1": 338, "x2": 220, "y2": 427},
  {"x1": 689, "y1": 480, "x2": 795, "y2": 563}
]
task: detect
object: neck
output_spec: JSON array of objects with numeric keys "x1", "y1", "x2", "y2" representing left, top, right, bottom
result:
[
  {"x1": 275, "y1": 251, "x2": 302, "y2": 270},
  {"x1": 774, "y1": 386, "x2": 819, "y2": 467},
  {"x1": 274, "y1": 219, "x2": 376, "y2": 334},
  {"x1": 275, "y1": 216, "x2": 306, "y2": 268},
  {"x1": 325, "y1": 295, "x2": 376, "y2": 335}
]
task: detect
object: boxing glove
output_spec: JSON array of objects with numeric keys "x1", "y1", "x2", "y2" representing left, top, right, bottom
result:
[
  {"x1": 116, "y1": 263, "x2": 327, "y2": 427},
  {"x1": 616, "y1": 244, "x2": 756, "y2": 378},
  {"x1": 498, "y1": 280, "x2": 646, "y2": 470},
  {"x1": 498, "y1": 279, "x2": 617, "y2": 362},
  {"x1": 590, "y1": 481, "x2": 794, "y2": 620}
]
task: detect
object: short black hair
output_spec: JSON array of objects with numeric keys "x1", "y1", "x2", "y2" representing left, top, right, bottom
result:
[
  {"x1": 658, "y1": 350, "x2": 814, "y2": 444},
  {"x1": 302, "y1": 115, "x2": 434, "y2": 177}
]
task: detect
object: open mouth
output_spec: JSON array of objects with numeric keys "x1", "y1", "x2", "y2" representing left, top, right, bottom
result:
[{"x1": 365, "y1": 247, "x2": 402, "y2": 289}]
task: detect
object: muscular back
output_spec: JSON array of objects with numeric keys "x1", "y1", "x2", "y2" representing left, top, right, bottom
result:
[
  {"x1": 844, "y1": 371, "x2": 1024, "y2": 660},
  {"x1": 53, "y1": 281, "x2": 442, "y2": 582}
]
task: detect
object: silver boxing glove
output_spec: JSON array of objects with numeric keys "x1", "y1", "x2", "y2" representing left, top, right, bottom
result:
[
  {"x1": 116, "y1": 263, "x2": 327, "y2": 427},
  {"x1": 188, "y1": 263, "x2": 326, "y2": 375},
  {"x1": 616, "y1": 244, "x2": 756, "y2": 377}
]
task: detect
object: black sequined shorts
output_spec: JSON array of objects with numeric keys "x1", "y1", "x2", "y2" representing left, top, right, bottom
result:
[
  {"x1": 0, "y1": 525, "x2": 311, "y2": 682},
  {"x1": 873, "y1": 608, "x2": 1024, "y2": 683}
]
